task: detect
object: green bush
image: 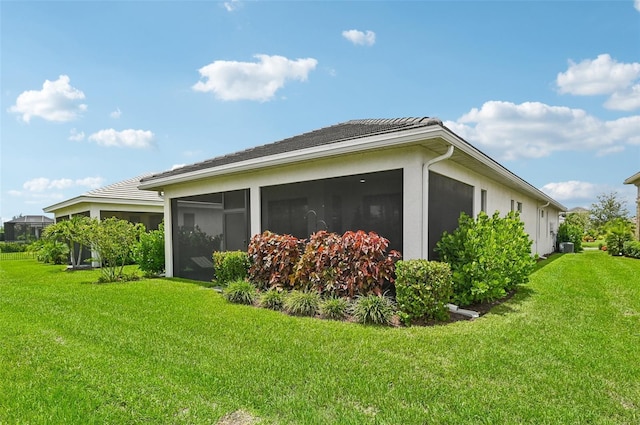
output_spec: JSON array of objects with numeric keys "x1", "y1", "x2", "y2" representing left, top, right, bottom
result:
[
  {"x1": 284, "y1": 290, "x2": 321, "y2": 317},
  {"x1": 0, "y1": 242, "x2": 29, "y2": 253},
  {"x1": 32, "y1": 240, "x2": 69, "y2": 264},
  {"x1": 133, "y1": 223, "x2": 165, "y2": 276},
  {"x1": 319, "y1": 296, "x2": 350, "y2": 320},
  {"x1": 557, "y1": 222, "x2": 583, "y2": 252},
  {"x1": 622, "y1": 241, "x2": 640, "y2": 259},
  {"x1": 604, "y1": 218, "x2": 633, "y2": 256},
  {"x1": 223, "y1": 280, "x2": 257, "y2": 305},
  {"x1": 213, "y1": 250, "x2": 250, "y2": 285},
  {"x1": 351, "y1": 294, "x2": 395, "y2": 325},
  {"x1": 395, "y1": 260, "x2": 452, "y2": 325},
  {"x1": 259, "y1": 289, "x2": 286, "y2": 311},
  {"x1": 436, "y1": 211, "x2": 536, "y2": 306}
]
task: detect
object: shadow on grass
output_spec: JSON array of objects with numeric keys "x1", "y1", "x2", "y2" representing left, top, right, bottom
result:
[{"x1": 532, "y1": 252, "x2": 565, "y2": 273}]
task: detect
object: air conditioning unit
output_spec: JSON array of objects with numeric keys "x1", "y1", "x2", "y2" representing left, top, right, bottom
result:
[{"x1": 560, "y1": 242, "x2": 574, "y2": 253}]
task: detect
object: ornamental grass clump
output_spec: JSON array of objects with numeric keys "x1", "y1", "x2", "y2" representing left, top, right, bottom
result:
[
  {"x1": 284, "y1": 290, "x2": 321, "y2": 317},
  {"x1": 223, "y1": 280, "x2": 257, "y2": 305},
  {"x1": 259, "y1": 289, "x2": 286, "y2": 311},
  {"x1": 351, "y1": 294, "x2": 395, "y2": 325},
  {"x1": 319, "y1": 296, "x2": 350, "y2": 320}
]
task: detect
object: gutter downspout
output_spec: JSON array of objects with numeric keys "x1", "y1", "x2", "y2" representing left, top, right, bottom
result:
[
  {"x1": 422, "y1": 145, "x2": 455, "y2": 258},
  {"x1": 536, "y1": 201, "x2": 550, "y2": 255}
]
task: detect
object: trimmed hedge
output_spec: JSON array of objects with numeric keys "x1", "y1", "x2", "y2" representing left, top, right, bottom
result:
[
  {"x1": 395, "y1": 260, "x2": 452, "y2": 325},
  {"x1": 213, "y1": 250, "x2": 250, "y2": 285},
  {"x1": 622, "y1": 240, "x2": 640, "y2": 259}
]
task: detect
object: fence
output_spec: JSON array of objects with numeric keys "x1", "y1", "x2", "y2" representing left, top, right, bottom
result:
[{"x1": 0, "y1": 252, "x2": 36, "y2": 261}]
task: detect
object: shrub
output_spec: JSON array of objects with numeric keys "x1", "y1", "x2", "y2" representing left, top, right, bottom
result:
[
  {"x1": 248, "y1": 231, "x2": 303, "y2": 291},
  {"x1": 284, "y1": 290, "x2": 321, "y2": 317},
  {"x1": 351, "y1": 294, "x2": 395, "y2": 325},
  {"x1": 436, "y1": 211, "x2": 536, "y2": 306},
  {"x1": 395, "y1": 260, "x2": 452, "y2": 325},
  {"x1": 32, "y1": 240, "x2": 69, "y2": 264},
  {"x1": 294, "y1": 230, "x2": 401, "y2": 298},
  {"x1": 339, "y1": 231, "x2": 401, "y2": 297},
  {"x1": 604, "y1": 218, "x2": 633, "y2": 256},
  {"x1": 213, "y1": 250, "x2": 250, "y2": 285},
  {"x1": 259, "y1": 289, "x2": 286, "y2": 311},
  {"x1": 294, "y1": 231, "x2": 343, "y2": 294},
  {"x1": 133, "y1": 223, "x2": 165, "y2": 276},
  {"x1": 557, "y1": 222, "x2": 583, "y2": 252},
  {"x1": 0, "y1": 242, "x2": 29, "y2": 253},
  {"x1": 223, "y1": 280, "x2": 257, "y2": 305},
  {"x1": 622, "y1": 241, "x2": 640, "y2": 259},
  {"x1": 319, "y1": 296, "x2": 350, "y2": 320}
]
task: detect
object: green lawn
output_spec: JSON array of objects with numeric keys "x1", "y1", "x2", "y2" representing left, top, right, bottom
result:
[{"x1": 1, "y1": 252, "x2": 638, "y2": 424}]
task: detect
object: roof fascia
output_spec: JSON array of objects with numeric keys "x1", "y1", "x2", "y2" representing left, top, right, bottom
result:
[
  {"x1": 624, "y1": 172, "x2": 640, "y2": 185},
  {"x1": 44, "y1": 196, "x2": 163, "y2": 213}
]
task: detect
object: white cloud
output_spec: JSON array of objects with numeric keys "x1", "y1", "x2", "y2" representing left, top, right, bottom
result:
[
  {"x1": 444, "y1": 100, "x2": 640, "y2": 160},
  {"x1": 223, "y1": 0, "x2": 241, "y2": 12},
  {"x1": 540, "y1": 181, "x2": 603, "y2": 202},
  {"x1": 8, "y1": 75, "x2": 87, "y2": 122},
  {"x1": 110, "y1": 108, "x2": 122, "y2": 119},
  {"x1": 193, "y1": 54, "x2": 318, "y2": 102},
  {"x1": 88, "y1": 129, "x2": 155, "y2": 148},
  {"x1": 636, "y1": 0, "x2": 640, "y2": 12},
  {"x1": 556, "y1": 54, "x2": 640, "y2": 111},
  {"x1": 68, "y1": 128, "x2": 85, "y2": 141},
  {"x1": 21, "y1": 176, "x2": 104, "y2": 193},
  {"x1": 541, "y1": 181, "x2": 636, "y2": 210},
  {"x1": 342, "y1": 29, "x2": 376, "y2": 46}
]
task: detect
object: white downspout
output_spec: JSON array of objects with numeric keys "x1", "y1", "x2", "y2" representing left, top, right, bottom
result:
[
  {"x1": 536, "y1": 201, "x2": 550, "y2": 255},
  {"x1": 422, "y1": 145, "x2": 455, "y2": 258}
]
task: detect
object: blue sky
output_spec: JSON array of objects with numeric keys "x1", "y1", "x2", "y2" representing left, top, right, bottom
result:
[{"x1": 2, "y1": 0, "x2": 639, "y2": 224}]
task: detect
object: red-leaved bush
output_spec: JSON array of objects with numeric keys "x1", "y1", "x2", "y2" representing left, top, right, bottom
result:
[
  {"x1": 247, "y1": 231, "x2": 303, "y2": 291},
  {"x1": 294, "y1": 230, "x2": 401, "y2": 297}
]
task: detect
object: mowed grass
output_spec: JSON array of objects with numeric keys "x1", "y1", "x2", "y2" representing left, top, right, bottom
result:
[{"x1": 1, "y1": 251, "x2": 638, "y2": 424}]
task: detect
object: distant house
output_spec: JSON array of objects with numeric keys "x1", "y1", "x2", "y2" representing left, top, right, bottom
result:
[
  {"x1": 139, "y1": 117, "x2": 566, "y2": 281},
  {"x1": 44, "y1": 174, "x2": 164, "y2": 229},
  {"x1": 3, "y1": 215, "x2": 54, "y2": 242},
  {"x1": 624, "y1": 171, "x2": 640, "y2": 240}
]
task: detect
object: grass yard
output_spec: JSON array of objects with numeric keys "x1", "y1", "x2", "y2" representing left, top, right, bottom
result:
[{"x1": 1, "y1": 251, "x2": 638, "y2": 424}]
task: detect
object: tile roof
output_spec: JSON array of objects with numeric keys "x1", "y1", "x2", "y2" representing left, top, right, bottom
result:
[
  {"x1": 5, "y1": 215, "x2": 54, "y2": 224},
  {"x1": 141, "y1": 117, "x2": 442, "y2": 183},
  {"x1": 84, "y1": 174, "x2": 163, "y2": 202}
]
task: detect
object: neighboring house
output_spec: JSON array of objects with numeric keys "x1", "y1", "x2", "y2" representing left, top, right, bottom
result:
[
  {"x1": 43, "y1": 174, "x2": 164, "y2": 229},
  {"x1": 624, "y1": 171, "x2": 640, "y2": 240},
  {"x1": 43, "y1": 174, "x2": 164, "y2": 267},
  {"x1": 139, "y1": 117, "x2": 566, "y2": 281},
  {"x1": 3, "y1": 215, "x2": 54, "y2": 242}
]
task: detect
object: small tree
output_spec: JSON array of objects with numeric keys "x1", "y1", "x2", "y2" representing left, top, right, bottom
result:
[
  {"x1": 42, "y1": 215, "x2": 91, "y2": 268},
  {"x1": 86, "y1": 217, "x2": 144, "y2": 282},
  {"x1": 590, "y1": 192, "x2": 629, "y2": 236}
]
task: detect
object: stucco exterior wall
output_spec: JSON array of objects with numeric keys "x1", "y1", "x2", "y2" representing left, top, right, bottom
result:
[{"x1": 160, "y1": 144, "x2": 560, "y2": 277}]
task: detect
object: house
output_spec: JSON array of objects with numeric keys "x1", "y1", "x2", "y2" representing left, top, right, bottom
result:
[
  {"x1": 624, "y1": 171, "x2": 640, "y2": 240},
  {"x1": 43, "y1": 174, "x2": 164, "y2": 229},
  {"x1": 138, "y1": 117, "x2": 566, "y2": 281},
  {"x1": 3, "y1": 215, "x2": 54, "y2": 242}
]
